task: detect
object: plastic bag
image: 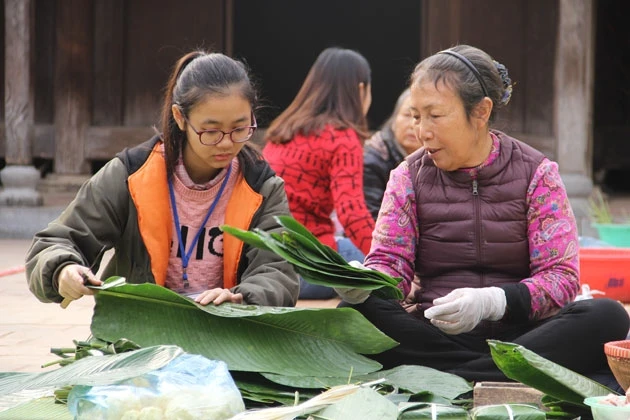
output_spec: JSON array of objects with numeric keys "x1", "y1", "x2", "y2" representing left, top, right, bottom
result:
[{"x1": 67, "y1": 354, "x2": 245, "y2": 420}]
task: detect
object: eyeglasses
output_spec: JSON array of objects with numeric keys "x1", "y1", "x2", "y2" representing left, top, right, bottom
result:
[{"x1": 182, "y1": 112, "x2": 257, "y2": 146}]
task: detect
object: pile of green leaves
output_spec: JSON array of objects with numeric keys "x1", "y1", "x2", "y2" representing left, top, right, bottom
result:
[
  {"x1": 42, "y1": 337, "x2": 141, "y2": 404},
  {"x1": 6, "y1": 336, "x2": 620, "y2": 419},
  {"x1": 0, "y1": 343, "x2": 473, "y2": 419},
  {"x1": 488, "y1": 340, "x2": 620, "y2": 419},
  {"x1": 1, "y1": 282, "x2": 621, "y2": 419},
  {"x1": 43, "y1": 337, "x2": 140, "y2": 369},
  {"x1": 221, "y1": 215, "x2": 404, "y2": 300},
  {"x1": 0, "y1": 278, "x2": 474, "y2": 418}
]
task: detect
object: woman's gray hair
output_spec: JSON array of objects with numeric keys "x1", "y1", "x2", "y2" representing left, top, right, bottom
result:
[
  {"x1": 410, "y1": 45, "x2": 513, "y2": 123},
  {"x1": 380, "y1": 88, "x2": 411, "y2": 131}
]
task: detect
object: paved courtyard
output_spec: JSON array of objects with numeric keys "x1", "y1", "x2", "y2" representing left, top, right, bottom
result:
[{"x1": 0, "y1": 239, "x2": 95, "y2": 372}]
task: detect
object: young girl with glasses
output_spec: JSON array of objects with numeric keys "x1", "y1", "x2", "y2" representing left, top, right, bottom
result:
[{"x1": 26, "y1": 50, "x2": 299, "y2": 308}]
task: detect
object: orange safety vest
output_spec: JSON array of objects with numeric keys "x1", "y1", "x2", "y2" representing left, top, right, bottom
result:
[{"x1": 127, "y1": 143, "x2": 263, "y2": 288}]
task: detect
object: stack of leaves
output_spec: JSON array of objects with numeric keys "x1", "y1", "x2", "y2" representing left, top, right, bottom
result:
[
  {"x1": 221, "y1": 215, "x2": 403, "y2": 300},
  {"x1": 43, "y1": 337, "x2": 140, "y2": 369},
  {"x1": 0, "y1": 346, "x2": 474, "y2": 419},
  {"x1": 43, "y1": 338, "x2": 141, "y2": 404},
  {"x1": 488, "y1": 340, "x2": 620, "y2": 419}
]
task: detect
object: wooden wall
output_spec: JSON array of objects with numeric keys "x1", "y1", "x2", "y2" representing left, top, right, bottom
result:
[
  {"x1": 422, "y1": 0, "x2": 558, "y2": 159},
  {"x1": 8, "y1": 0, "x2": 621, "y2": 177},
  {"x1": 1, "y1": 0, "x2": 225, "y2": 173},
  {"x1": 592, "y1": 0, "x2": 630, "y2": 174}
]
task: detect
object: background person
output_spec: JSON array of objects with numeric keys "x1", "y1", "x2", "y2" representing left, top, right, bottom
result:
[
  {"x1": 263, "y1": 47, "x2": 375, "y2": 299},
  {"x1": 26, "y1": 50, "x2": 299, "y2": 308},
  {"x1": 363, "y1": 88, "x2": 422, "y2": 220},
  {"x1": 336, "y1": 44, "x2": 630, "y2": 388}
]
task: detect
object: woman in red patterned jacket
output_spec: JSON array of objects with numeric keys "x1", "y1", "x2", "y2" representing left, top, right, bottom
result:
[{"x1": 263, "y1": 47, "x2": 374, "y2": 299}]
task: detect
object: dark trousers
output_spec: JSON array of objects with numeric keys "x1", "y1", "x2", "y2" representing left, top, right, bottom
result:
[{"x1": 344, "y1": 297, "x2": 630, "y2": 386}]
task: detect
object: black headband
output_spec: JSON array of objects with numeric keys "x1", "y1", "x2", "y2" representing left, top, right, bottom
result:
[{"x1": 439, "y1": 50, "x2": 489, "y2": 98}]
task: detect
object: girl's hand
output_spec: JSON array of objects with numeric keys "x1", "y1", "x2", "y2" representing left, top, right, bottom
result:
[
  {"x1": 194, "y1": 288, "x2": 243, "y2": 306},
  {"x1": 58, "y1": 264, "x2": 103, "y2": 307}
]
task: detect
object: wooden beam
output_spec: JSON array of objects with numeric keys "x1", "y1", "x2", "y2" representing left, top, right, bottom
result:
[
  {"x1": 4, "y1": 0, "x2": 34, "y2": 165},
  {"x1": 53, "y1": 0, "x2": 92, "y2": 174},
  {"x1": 0, "y1": 124, "x2": 53, "y2": 159},
  {"x1": 84, "y1": 126, "x2": 156, "y2": 160},
  {"x1": 1, "y1": 124, "x2": 156, "y2": 161}
]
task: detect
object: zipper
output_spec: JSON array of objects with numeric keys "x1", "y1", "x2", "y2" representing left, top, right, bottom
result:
[{"x1": 472, "y1": 179, "x2": 483, "y2": 285}]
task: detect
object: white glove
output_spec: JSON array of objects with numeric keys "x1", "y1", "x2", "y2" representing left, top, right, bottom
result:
[
  {"x1": 334, "y1": 260, "x2": 371, "y2": 304},
  {"x1": 347, "y1": 260, "x2": 366, "y2": 269},
  {"x1": 424, "y1": 287, "x2": 506, "y2": 335}
]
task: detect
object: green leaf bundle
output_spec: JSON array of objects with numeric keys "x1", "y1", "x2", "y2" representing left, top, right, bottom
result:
[
  {"x1": 221, "y1": 215, "x2": 404, "y2": 300},
  {"x1": 488, "y1": 340, "x2": 617, "y2": 406},
  {"x1": 470, "y1": 403, "x2": 545, "y2": 420}
]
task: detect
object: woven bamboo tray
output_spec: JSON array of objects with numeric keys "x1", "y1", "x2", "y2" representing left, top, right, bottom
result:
[{"x1": 605, "y1": 340, "x2": 630, "y2": 392}]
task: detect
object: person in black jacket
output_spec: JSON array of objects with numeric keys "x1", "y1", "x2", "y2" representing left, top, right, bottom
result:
[{"x1": 363, "y1": 89, "x2": 422, "y2": 220}]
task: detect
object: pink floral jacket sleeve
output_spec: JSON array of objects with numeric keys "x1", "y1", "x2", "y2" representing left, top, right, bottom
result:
[{"x1": 365, "y1": 156, "x2": 580, "y2": 321}]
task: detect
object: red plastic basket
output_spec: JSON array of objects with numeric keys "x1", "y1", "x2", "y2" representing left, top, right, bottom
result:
[{"x1": 579, "y1": 248, "x2": 630, "y2": 302}]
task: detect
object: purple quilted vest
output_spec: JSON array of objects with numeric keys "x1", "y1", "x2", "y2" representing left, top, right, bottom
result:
[{"x1": 406, "y1": 131, "x2": 545, "y2": 312}]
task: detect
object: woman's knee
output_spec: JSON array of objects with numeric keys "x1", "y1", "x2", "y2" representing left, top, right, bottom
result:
[{"x1": 584, "y1": 298, "x2": 630, "y2": 338}]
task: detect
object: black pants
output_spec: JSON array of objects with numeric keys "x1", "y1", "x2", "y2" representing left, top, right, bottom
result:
[{"x1": 344, "y1": 297, "x2": 630, "y2": 386}]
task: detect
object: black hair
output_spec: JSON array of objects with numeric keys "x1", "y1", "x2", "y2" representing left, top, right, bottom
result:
[{"x1": 160, "y1": 50, "x2": 260, "y2": 178}]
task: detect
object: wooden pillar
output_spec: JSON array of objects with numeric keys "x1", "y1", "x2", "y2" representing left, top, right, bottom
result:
[
  {"x1": 0, "y1": 0, "x2": 42, "y2": 206},
  {"x1": 4, "y1": 0, "x2": 34, "y2": 166},
  {"x1": 554, "y1": 0, "x2": 595, "y2": 235},
  {"x1": 53, "y1": 0, "x2": 92, "y2": 174}
]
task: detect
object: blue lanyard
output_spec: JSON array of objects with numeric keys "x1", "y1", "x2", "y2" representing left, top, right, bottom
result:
[{"x1": 168, "y1": 164, "x2": 233, "y2": 287}]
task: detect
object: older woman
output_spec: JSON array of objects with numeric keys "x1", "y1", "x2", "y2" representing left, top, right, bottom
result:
[
  {"x1": 363, "y1": 89, "x2": 422, "y2": 220},
  {"x1": 336, "y1": 44, "x2": 629, "y2": 389}
]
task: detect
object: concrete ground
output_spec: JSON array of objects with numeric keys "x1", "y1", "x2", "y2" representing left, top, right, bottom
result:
[{"x1": 0, "y1": 239, "x2": 95, "y2": 372}]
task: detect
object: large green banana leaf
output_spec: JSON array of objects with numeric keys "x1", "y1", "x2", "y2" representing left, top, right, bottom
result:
[
  {"x1": 91, "y1": 283, "x2": 398, "y2": 377},
  {"x1": 488, "y1": 340, "x2": 616, "y2": 406},
  {"x1": 262, "y1": 365, "x2": 472, "y2": 400}
]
